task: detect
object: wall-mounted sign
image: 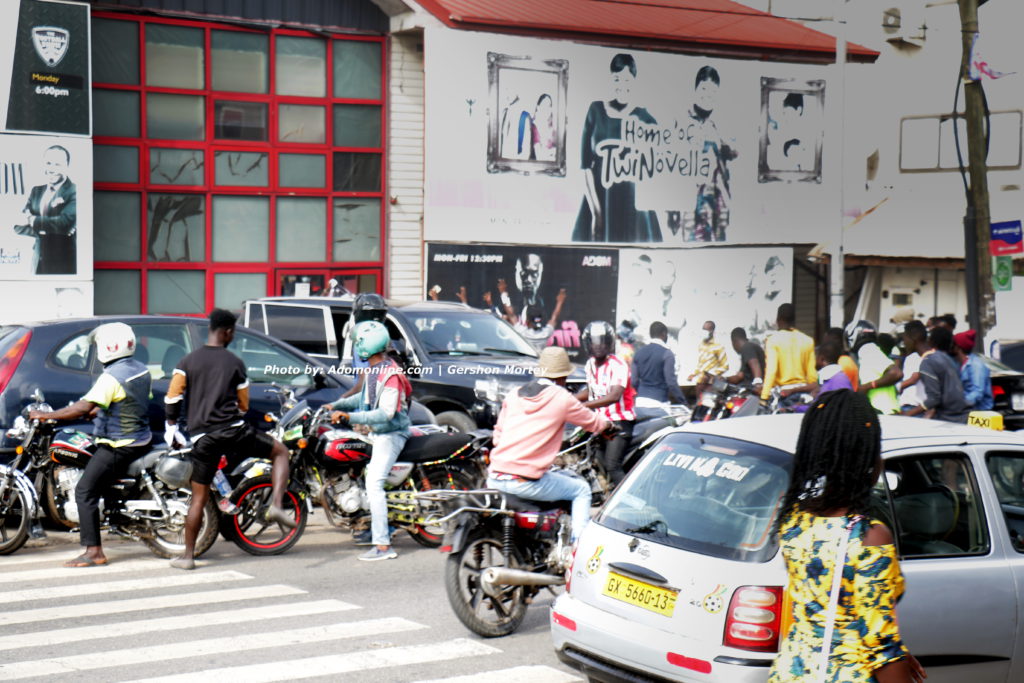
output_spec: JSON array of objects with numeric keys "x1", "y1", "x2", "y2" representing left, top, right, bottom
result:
[{"x1": 990, "y1": 220, "x2": 1023, "y2": 256}]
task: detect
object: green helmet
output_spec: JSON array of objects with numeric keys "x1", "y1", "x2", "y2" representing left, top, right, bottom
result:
[{"x1": 354, "y1": 320, "x2": 390, "y2": 360}]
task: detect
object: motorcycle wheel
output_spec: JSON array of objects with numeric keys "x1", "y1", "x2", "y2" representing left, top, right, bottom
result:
[
  {"x1": 444, "y1": 532, "x2": 528, "y2": 637},
  {"x1": 221, "y1": 475, "x2": 307, "y2": 556},
  {"x1": 409, "y1": 468, "x2": 477, "y2": 548},
  {"x1": 43, "y1": 468, "x2": 76, "y2": 529},
  {"x1": 140, "y1": 488, "x2": 218, "y2": 559},
  {"x1": 0, "y1": 485, "x2": 31, "y2": 555}
]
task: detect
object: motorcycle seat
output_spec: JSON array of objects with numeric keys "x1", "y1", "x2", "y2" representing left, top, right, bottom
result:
[
  {"x1": 125, "y1": 447, "x2": 166, "y2": 478},
  {"x1": 500, "y1": 493, "x2": 572, "y2": 514},
  {"x1": 398, "y1": 432, "x2": 474, "y2": 464}
]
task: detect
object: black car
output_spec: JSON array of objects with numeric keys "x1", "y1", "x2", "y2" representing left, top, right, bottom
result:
[
  {"x1": 0, "y1": 316, "x2": 435, "y2": 450},
  {"x1": 243, "y1": 297, "x2": 580, "y2": 431},
  {"x1": 982, "y1": 355, "x2": 1024, "y2": 430}
]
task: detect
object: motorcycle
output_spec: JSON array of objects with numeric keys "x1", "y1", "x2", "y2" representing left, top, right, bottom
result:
[
  {"x1": 219, "y1": 388, "x2": 491, "y2": 555},
  {"x1": 566, "y1": 406, "x2": 690, "y2": 482},
  {"x1": 689, "y1": 375, "x2": 761, "y2": 422},
  {"x1": 0, "y1": 389, "x2": 219, "y2": 557}
]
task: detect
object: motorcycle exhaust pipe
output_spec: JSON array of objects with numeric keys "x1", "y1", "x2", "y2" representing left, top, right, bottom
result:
[{"x1": 481, "y1": 567, "x2": 565, "y2": 588}]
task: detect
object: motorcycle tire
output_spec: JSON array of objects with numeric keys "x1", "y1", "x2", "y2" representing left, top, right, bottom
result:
[
  {"x1": 409, "y1": 467, "x2": 477, "y2": 548},
  {"x1": 0, "y1": 485, "x2": 31, "y2": 555},
  {"x1": 444, "y1": 532, "x2": 528, "y2": 638},
  {"x1": 42, "y1": 468, "x2": 76, "y2": 529},
  {"x1": 221, "y1": 475, "x2": 307, "y2": 556},
  {"x1": 141, "y1": 488, "x2": 218, "y2": 559}
]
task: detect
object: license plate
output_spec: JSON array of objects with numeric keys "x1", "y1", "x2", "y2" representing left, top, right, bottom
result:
[
  {"x1": 602, "y1": 571, "x2": 678, "y2": 617},
  {"x1": 1013, "y1": 393, "x2": 1024, "y2": 412}
]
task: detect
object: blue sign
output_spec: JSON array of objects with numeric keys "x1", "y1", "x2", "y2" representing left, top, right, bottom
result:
[{"x1": 991, "y1": 220, "x2": 1023, "y2": 256}]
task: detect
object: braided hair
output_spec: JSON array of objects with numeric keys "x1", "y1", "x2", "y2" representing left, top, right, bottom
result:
[{"x1": 777, "y1": 389, "x2": 881, "y2": 526}]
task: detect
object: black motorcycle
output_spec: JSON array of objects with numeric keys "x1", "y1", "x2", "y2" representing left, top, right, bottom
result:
[
  {"x1": 0, "y1": 389, "x2": 218, "y2": 557},
  {"x1": 689, "y1": 375, "x2": 761, "y2": 422}
]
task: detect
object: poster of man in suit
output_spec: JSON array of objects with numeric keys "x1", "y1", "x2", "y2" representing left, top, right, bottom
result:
[{"x1": 13, "y1": 144, "x2": 76, "y2": 274}]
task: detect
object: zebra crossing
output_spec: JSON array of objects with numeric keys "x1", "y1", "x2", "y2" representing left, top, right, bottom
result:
[{"x1": 0, "y1": 529, "x2": 581, "y2": 683}]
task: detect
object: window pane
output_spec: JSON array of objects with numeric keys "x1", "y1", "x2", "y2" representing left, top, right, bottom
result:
[
  {"x1": 212, "y1": 196, "x2": 268, "y2": 262},
  {"x1": 276, "y1": 36, "x2": 326, "y2": 97},
  {"x1": 214, "y1": 101, "x2": 268, "y2": 141},
  {"x1": 150, "y1": 148, "x2": 204, "y2": 186},
  {"x1": 95, "y1": 270, "x2": 141, "y2": 314},
  {"x1": 277, "y1": 198, "x2": 326, "y2": 262},
  {"x1": 333, "y1": 198, "x2": 380, "y2": 262},
  {"x1": 94, "y1": 90, "x2": 140, "y2": 138},
  {"x1": 130, "y1": 323, "x2": 193, "y2": 378},
  {"x1": 147, "y1": 194, "x2": 205, "y2": 262},
  {"x1": 147, "y1": 93, "x2": 204, "y2": 140},
  {"x1": 333, "y1": 40, "x2": 381, "y2": 99},
  {"x1": 93, "y1": 18, "x2": 138, "y2": 85},
  {"x1": 231, "y1": 331, "x2": 314, "y2": 387},
  {"x1": 900, "y1": 118, "x2": 939, "y2": 171},
  {"x1": 333, "y1": 105, "x2": 381, "y2": 147},
  {"x1": 95, "y1": 192, "x2": 140, "y2": 261},
  {"x1": 148, "y1": 271, "x2": 205, "y2": 314},
  {"x1": 214, "y1": 151, "x2": 269, "y2": 186},
  {"x1": 211, "y1": 30, "x2": 268, "y2": 94},
  {"x1": 215, "y1": 273, "x2": 266, "y2": 312},
  {"x1": 53, "y1": 332, "x2": 92, "y2": 371},
  {"x1": 279, "y1": 104, "x2": 325, "y2": 144},
  {"x1": 333, "y1": 153, "x2": 381, "y2": 192},
  {"x1": 279, "y1": 154, "x2": 325, "y2": 188},
  {"x1": 94, "y1": 145, "x2": 138, "y2": 184},
  {"x1": 145, "y1": 24, "x2": 204, "y2": 89},
  {"x1": 263, "y1": 304, "x2": 331, "y2": 356},
  {"x1": 987, "y1": 452, "x2": 1024, "y2": 552}
]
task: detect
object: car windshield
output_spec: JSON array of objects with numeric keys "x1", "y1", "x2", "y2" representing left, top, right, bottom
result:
[
  {"x1": 597, "y1": 431, "x2": 791, "y2": 563},
  {"x1": 405, "y1": 311, "x2": 537, "y2": 357}
]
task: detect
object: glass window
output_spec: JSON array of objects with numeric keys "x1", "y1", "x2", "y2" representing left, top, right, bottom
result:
[
  {"x1": 147, "y1": 194, "x2": 205, "y2": 262},
  {"x1": 147, "y1": 270, "x2": 205, "y2": 314},
  {"x1": 333, "y1": 105, "x2": 381, "y2": 147},
  {"x1": 211, "y1": 30, "x2": 268, "y2": 94},
  {"x1": 263, "y1": 304, "x2": 332, "y2": 358},
  {"x1": 94, "y1": 90, "x2": 140, "y2": 138},
  {"x1": 279, "y1": 104, "x2": 326, "y2": 144},
  {"x1": 215, "y1": 273, "x2": 267, "y2": 312},
  {"x1": 333, "y1": 153, "x2": 381, "y2": 192},
  {"x1": 333, "y1": 41, "x2": 381, "y2": 99},
  {"x1": 95, "y1": 270, "x2": 141, "y2": 314},
  {"x1": 147, "y1": 93, "x2": 205, "y2": 141},
  {"x1": 129, "y1": 323, "x2": 193, "y2": 378},
  {"x1": 214, "y1": 101, "x2": 268, "y2": 141},
  {"x1": 212, "y1": 196, "x2": 269, "y2": 262},
  {"x1": 92, "y1": 18, "x2": 139, "y2": 85},
  {"x1": 280, "y1": 274, "x2": 324, "y2": 297},
  {"x1": 333, "y1": 198, "x2": 380, "y2": 262},
  {"x1": 279, "y1": 153, "x2": 325, "y2": 188},
  {"x1": 145, "y1": 24, "x2": 204, "y2": 89},
  {"x1": 276, "y1": 36, "x2": 326, "y2": 97},
  {"x1": 214, "y1": 151, "x2": 269, "y2": 186},
  {"x1": 150, "y1": 148, "x2": 204, "y2": 186},
  {"x1": 277, "y1": 198, "x2": 326, "y2": 262},
  {"x1": 94, "y1": 192, "x2": 140, "y2": 261},
  {"x1": 882, "y1": 454, "x2": 989, "y2": 558},
  {"x1": 986, "y1": 452, "x2": 1024, "y2": 552},
  {"x1": 94, "y1": 145, "x2": 138, "y2": 184},
  {"x1": 52, "y1": 333, "x2": 92, "y2": 371}
]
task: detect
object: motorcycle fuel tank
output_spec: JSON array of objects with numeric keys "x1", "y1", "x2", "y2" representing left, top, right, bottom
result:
[{"x1": 49, "y1": 429, "x2": 95, "y2": 468}]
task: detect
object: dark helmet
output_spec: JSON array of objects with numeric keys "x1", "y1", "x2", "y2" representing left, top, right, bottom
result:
[
  {"x1": 353, "y1": 292, "x2": 387, "y2": 325},
  {"x1": 581, "y1": 321, "x2": 616, "y2": 359},
  {"x1": 845, "y1": 319, "x2": 877, "y2": 352}
]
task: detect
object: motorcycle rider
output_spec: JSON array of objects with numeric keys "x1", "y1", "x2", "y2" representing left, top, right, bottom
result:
[
  {"x1": 340, "y1": 292, "x2": 390, "y2": 399},
  {"x1": 165, "y1": 309, "x2": 295, "y2": 571},
  {"x1": 489, "y1": 346, "x2": 610, "y2": 541},
  {"x1": 846, "y1": 319, "x2": 903, "y2": 415},
  {"x1": 28, "y1": 322, "x2": 152, "y2": 567},
  {"x1": 330, "y1": 320, "x2": 413, "y2": 561},
  {"x1": 575, "y1": 320, "x2": 636, "y2": 486},
  {"x1": 632, "y1": 321, "x2": 686, "y2": 419}
]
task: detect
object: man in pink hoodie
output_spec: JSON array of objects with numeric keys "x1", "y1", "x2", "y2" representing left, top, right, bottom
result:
[{"x1": 488, "y1": 346, "x2": 611, "y2": 541}]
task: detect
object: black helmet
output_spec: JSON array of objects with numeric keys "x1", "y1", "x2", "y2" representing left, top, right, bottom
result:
[
  {"x1": 353, "y1": 293, "x2": 387, "y2": 325},
  {"x1": 845, "y1": 319, "x2": 877, "y2": 352},
  {"x1": 581, "y1": 321, "x2": 615, "y2": 359}
]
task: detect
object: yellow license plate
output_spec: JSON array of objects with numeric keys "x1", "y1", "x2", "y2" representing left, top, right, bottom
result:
[{"x1": 602, "y1": 571, "x2": 678, "y2": 617}]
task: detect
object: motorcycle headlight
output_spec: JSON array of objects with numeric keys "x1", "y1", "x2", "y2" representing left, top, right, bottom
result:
[{"x1": 5, "y1": 416, "x2": 27, "y2": 439}]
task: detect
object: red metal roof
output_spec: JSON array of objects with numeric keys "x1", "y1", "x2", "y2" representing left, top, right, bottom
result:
[{"x1": 415, "y1": 0, "x2": 877, "y2": 63}]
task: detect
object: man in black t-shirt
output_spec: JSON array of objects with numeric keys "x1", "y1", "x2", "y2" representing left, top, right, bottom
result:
[
  {"x1": 726, "y1": 327, "x2": 765, "y2": 389},
  {"x1": 164, "y1": 309, "x2": 295, "y2": 570}
]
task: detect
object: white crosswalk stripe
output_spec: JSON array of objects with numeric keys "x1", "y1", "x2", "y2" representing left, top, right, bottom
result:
[
  {"x1": 412, "y1": 666, "x2": 583, "y2": 683},
  {"x1": 0, "y1": 558, "x2": 167, "y2": 584},
  {"x1": 0, "y1": 569, "x2": 251, "y2": 604}
]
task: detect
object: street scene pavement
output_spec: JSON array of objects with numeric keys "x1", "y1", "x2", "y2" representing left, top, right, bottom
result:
[{"x1": 0, "y1": 513, "x2": 580, "y2": 683}]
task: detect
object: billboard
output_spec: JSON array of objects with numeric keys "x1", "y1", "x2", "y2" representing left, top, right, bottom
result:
[{"x1": 425, "y1": 28, "x2": 836, "y2": 247}]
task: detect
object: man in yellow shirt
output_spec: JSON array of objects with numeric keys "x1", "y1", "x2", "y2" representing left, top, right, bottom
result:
[
  {"x1": 688, "y1": 320, "x2": 729, "y2": 395},
  {"x1": 761, "y1": 303, "x2": 816, "y2": 403}
]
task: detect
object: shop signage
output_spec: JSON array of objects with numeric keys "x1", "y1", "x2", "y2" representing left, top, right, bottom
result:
[
  {"x1": 990, "y1": 220, "x2": 1023, "y2": 256},
  {"x1": 993, "y1": 255, "x2": 1013, "y2": 292}
]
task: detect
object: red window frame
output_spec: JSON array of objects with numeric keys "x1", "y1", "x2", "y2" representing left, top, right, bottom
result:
[{"x1": 92, "y1": 12, "x2": 387, "y2": 313}]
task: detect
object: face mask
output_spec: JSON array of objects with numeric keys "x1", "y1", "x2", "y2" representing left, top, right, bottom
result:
[{"x1": 703, "y1": 331, "x2": 713, "y2": 341}]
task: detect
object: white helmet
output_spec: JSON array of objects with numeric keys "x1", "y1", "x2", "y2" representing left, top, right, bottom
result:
[{"x1": 93, "y1": 322, "x2": 136, "y2": 364}]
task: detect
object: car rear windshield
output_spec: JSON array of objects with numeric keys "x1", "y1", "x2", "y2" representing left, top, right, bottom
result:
[
  {"x1": 406, "y1": 311, "x2": 537, "y2": 357},
  {"x1": 597, "y1": 431, "x2": 792, "y2": 563}
]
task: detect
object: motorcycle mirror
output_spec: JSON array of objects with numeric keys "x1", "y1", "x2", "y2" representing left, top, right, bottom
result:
[{"x1": 30, "y1": 388, "x2": 45, "y2": 403}]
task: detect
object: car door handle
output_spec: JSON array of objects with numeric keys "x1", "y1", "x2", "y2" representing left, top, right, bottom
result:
[{"x1": 608, "y1": 562, "x2": 669, "y2": 585}]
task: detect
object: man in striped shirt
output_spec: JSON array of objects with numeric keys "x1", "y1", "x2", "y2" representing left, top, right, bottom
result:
[{"x1": 575, "y1": 321, "x2": 636, "y2": 485}]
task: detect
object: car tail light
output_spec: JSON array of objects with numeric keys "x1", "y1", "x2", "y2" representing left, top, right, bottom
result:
[
  {"x1": 993, "y1": 384, "x2": 1006, "y2": 397},
  {"x1": 723, "y1": 586, "x2": 784, "y2": 653},
  {"x1": 0, "y1": 331, "x2": 31, "y2": 395},
  {"x1": 514, "y1": 511, "x2": 555, "y2": 531}
]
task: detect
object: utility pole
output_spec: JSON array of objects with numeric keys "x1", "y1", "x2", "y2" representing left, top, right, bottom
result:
[{"x1": 958, "y1": 0, "x2": 995, "y2": 343}]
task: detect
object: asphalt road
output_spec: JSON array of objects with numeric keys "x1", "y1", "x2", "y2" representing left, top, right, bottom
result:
[{"x1": 0, "y1": 511, "x2": 582, "y2": 682}]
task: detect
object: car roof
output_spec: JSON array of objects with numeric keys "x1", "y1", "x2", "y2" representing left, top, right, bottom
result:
[
  {"x1": 677, "y1": 413, "x2": 1024, "y2": 454},
  {"x1": 248, "y1": 296, "x2": 486, "y2": 314},
  {"x1": 11, "y1": 315, "x2": 206, "y2": 328}
]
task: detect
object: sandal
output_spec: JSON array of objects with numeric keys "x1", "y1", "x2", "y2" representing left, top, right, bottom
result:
[{"x1": 64, "y1": 554, "x2": 108, "y2": 568}]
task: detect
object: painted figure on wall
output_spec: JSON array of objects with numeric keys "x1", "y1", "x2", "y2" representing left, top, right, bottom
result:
[
  {"x1": 13, "y1": 144, "x2": 77, "y2": 274},
  {"x1": 687, "y1": 66, "x2": 736, "y2": 243}
]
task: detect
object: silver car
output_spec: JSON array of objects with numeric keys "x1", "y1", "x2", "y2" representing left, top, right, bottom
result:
[{"x1": 551, "y1": 414, "x2": 1024, "y2": 682}]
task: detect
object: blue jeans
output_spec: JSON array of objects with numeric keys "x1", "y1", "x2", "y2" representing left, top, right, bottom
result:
[
  {"x1": 365, "y1": 432, "x2": 409, "y2": 546},
  {"x1": 488, "y1": 470, "x2": 592, "y2": 541}
]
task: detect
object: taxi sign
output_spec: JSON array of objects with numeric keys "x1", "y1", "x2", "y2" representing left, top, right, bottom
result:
[{"x1": 967, "y1": 411, "x2": 1004, "y2": 431}]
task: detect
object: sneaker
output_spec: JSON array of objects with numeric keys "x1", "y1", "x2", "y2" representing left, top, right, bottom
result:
[
  {"x1": 353, "y1": 526, "x2": 398, "y2": 546},
  {"x1": 358, "y1": 546, "x2": 398, "y2": 562},
  {"x1": 264, "y1": 505, "x2": 298, "y2": 529}
]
